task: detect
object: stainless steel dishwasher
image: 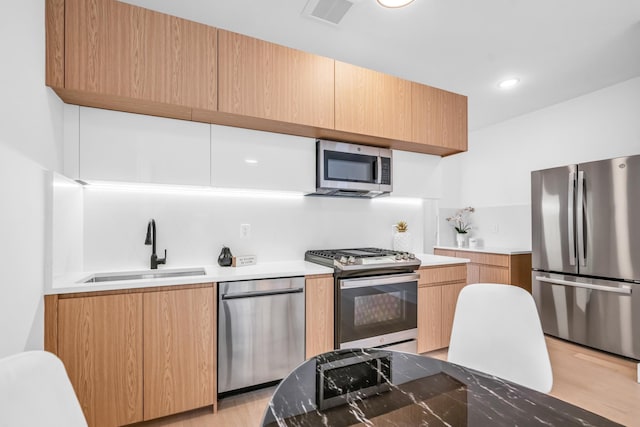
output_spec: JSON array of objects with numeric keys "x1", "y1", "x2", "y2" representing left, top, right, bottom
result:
[{"x1": 218, "y1": 277, "x2": 305, "y2": 396}]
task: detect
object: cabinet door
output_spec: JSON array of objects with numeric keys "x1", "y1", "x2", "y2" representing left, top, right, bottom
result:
[
  {"x1": 412, "y1": 83, "x2": 467, "y2": 152},
  {"x1": 467, "y1": 263, "x2": 480, "y2": 285},
  {"x1": 79, "y1": 107, "x2": 211, "y2": 185},
  {"x1": 143, "y1": 286, "x2": 215, "y2": 420},
  {"x1": 58, "y1": 294, "x2": 143, "y2": 427},
  {"x1": 211, "y1": 124, "x2": 316, "y2": 192},
  {"x1": 479, "y1": 265, "x2": 510, "y2": 284},
  {"x1": 218, "y1": 30, "x2": 334, "y2": 128},
  {"x1": 417, "y1": 286, "x2": 443, "y2": 353},
  {"x1": 305, "y1": 276, "x2": 334, "y2": 358},
  {"x1": 441, "y1": 282, "x2": 466, "y2": 347},
  {"x1": 65, "y1": 0, "x2": 216, "y2": 110},
  {"x1": 335, "y1": 61, "x2": 412, "y2": 141}
]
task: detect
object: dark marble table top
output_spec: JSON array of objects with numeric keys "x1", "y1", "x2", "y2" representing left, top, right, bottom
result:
[{"x1": 261, "y1": 348, "x2": 621, "y2": 427}]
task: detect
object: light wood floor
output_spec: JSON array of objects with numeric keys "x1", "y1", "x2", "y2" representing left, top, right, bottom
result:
[{"x1": 133, "y1": 337, "x2": 640, "y2": 427}]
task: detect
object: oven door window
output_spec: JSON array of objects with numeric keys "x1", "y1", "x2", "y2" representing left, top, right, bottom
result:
[
  {"x1": 324, "y1": 150, "x2": 378, "y2": 184},
  {"x1": 340, "y1": 282, "x2": 417, "y2": 344}
]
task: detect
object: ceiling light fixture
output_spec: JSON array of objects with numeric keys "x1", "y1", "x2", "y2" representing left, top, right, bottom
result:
[
  {"x1": 244, "y1": 159, "x2": 259, "y2": 164},
  {"x1": 498, "y1": 78, "x2": 520, "y2": 89},
  {"x1": 376, "y1": 0, "x2": 415, "y2": 8}
]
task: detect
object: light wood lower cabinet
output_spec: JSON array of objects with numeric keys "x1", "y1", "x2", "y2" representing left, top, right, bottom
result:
[
  {"x1": 417, "y1": 264, "x2": 467, "y2": 353},
  {"x1": 46, "y1": 283, "x2": 216, "y2": 427},
  {"x1": 434, "y1": 249, "x2": 532, "y2": 292},
  {"x1": 305, "y1": 275, "x2": 334, "y2": 359},
  {"x1": 57, "y1": 293, "x2": 144, "y2": 427},
  {"x1": 143, "y1": 287, "x2": 215, "y2": 420}
]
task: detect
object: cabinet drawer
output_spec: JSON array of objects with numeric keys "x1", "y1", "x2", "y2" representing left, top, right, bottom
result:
[
  {"x1": 479, "y1": 265, "x2": 510, "y2": 284},
  {"x1": 434, "y1": 248, "x2": 457, "y2": 257},
  {"x1": 419, "y1": 265, "x2": 467, "y2": 287},
  {"x1": 458, "y1": 252, "x2": 509, "y2": 267}
]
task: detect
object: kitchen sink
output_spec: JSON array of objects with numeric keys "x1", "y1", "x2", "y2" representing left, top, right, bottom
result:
[{"x1": 82, "y1": 268, "x2": 207, "y2": 284}]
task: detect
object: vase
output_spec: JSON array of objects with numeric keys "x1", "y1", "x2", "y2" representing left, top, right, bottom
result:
[
  {"x1": 456, "y1": 233, "x2": 468, "y2": 248},
  {"x1": 393, "y1": 231, "x2": 412, "y2": 252}
]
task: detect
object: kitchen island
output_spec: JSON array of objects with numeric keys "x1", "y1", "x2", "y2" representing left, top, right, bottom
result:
[{"x1": 262, "y1": 348, "x2": 621, "y2": 426}]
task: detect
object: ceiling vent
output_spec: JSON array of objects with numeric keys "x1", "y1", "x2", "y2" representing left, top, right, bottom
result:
[{"x1": 302, "y1": 0, "x2": 358, "y2": 25}]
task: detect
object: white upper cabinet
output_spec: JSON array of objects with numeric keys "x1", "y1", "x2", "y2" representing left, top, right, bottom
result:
[
  {"x1": 78, "y1": 107, "x2": 211, "y2": 185},
  {"x1": 392, "y1": 150, "x2": 442, "y2": 198},
  {"x1": 211, "y1": 125, "x2": 315, "y2": 193}
]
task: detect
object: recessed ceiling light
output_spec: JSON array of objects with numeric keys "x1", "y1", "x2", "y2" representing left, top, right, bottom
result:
[
  {"x1": 244, "y1": 159, "x2": 259, "y2": 164},
  {"x1": 498, "y1": 78, "x2": 520, "y2": 89},
  {"x1": 377, "y1": 0, "x2": 415, "y2": 8}
]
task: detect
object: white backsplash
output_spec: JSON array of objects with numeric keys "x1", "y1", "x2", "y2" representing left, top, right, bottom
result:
[
  {"x1": 438, "y1": 205, "x2": 531, "y2": 249},
  {"x1": 82, "y1": 189, "x2": 430, "y2": 271}
]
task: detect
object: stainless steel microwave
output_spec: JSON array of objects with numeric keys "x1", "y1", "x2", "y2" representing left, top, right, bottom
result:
[{"x1": 309, "y1": 140, "x2": 392, "y2": 198}]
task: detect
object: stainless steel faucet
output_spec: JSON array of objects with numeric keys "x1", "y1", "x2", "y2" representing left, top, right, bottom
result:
[{"x1": 144, "y1": 219, "x2": 166, "y2": 269}]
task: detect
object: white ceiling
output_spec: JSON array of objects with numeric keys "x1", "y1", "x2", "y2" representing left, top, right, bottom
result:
[{"x1": 121, "y1": 0, "x2": 640, "y2": 130}]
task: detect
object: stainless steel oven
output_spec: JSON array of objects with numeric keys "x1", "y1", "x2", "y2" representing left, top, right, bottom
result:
[{"x1": 339, "y1": 273, "x2": 418, "y2": 352}]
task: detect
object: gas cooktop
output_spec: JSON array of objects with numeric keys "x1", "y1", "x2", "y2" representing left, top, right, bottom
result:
[{"x1": 305, "y1": 248, "x2": 421, "y2": 272}]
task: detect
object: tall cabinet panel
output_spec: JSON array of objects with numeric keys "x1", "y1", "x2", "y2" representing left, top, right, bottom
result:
[
  {"x1": 411, "y1": 83, "x2": 467, "y2": 152},
  {"x1": 58, "y1": 293, "x2": 143, "y2": 427},
  {"x1": 218, "y1": 30, "x2": 334, "y2": 128},
  {"x1": 143, "y1": 286, "x2": 215, "y2": 420},
  {"x1": 335, "y1": 61, "x2": 412, "y2": 141},
  {"x1": 65, "y1": 0, "x2": 217, "y2": 111}
]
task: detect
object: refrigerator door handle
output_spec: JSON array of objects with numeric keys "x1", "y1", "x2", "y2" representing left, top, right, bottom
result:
[
  {"x1": 577, "y1": 170, "x2": 586, "y2": 267},
  {"x1": 535, "y1": 276, "x2": 632, "y2": 295},
  {"x1": 567, "y1": 171, "x2": 576, "y2": 266}
]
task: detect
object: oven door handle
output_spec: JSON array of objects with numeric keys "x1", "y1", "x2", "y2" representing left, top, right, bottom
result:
[{"x1": 340, "y1": 273, "x2": 420, "y2": 289}]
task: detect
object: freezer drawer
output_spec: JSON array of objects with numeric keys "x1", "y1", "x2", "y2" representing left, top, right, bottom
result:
[{"x1": 533, "y1": 272, "x2": 640, "y2": 360}]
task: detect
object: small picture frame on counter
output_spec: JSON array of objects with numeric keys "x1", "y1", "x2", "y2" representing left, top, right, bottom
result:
[{"x1": 232, "y1": 255, "x2": 257, "y2": 267}]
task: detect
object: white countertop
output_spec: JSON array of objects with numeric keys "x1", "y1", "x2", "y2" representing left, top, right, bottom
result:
[
  {"x1": 48, "y1": 261, "x2": 334, "y2": 295},
  {"x1": 434, "y1": 245, "x2": 531, "y2": 255},
  {"x1": 415, "y1": 253, "x2": 469, "y2": 266},
  {"x1": 48, "y1": 254, "x2": 469, "y2": 295}
]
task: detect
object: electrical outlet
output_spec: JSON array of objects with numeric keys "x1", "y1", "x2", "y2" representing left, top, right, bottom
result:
[
  {"x1": 240, "y1": 223, "x2": 251, "y2": 239},
  {"x1": 491, "y1": 224, "x2": 499, "y2": 233}
]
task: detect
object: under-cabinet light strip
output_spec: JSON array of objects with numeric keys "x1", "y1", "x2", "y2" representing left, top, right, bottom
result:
[{"x1": 81, "y1": 181, "x2": 305, "y2": 199}]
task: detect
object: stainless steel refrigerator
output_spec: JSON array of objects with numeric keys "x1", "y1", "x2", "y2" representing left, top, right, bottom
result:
[{"x1": 531, "y1": 154, "x2": 640, "y2": 360}]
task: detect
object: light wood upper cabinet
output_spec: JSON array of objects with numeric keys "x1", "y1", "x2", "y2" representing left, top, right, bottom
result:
[
  {"x1": 57, "y1": 293, "x2": 143, "y2": 427},
  {"x1": 412, "y1": 83, "x2": 467, "y2": 152},
  {"x1": 335, "y1": 61, "x2": 412, "y2": 141},
  {"x1": 143, "y1": 286, "x2": 215, "y2": 420},
  {"x1": 65, "y1": 0, "x2": 216, "y2": 111},
  {"x1": 305, "y1": 275, "x2": 335, "y2": 359},
  {"x1": 218, "y1": 30, "x2": 334, "y2": 128}
]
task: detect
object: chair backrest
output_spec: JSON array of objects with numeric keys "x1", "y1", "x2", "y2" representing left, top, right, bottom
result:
[
  {"x1": 447, "y1": 283, "x2": 553, "y2": 393},
  {"x1": 0, "y1": 351, "x2": 88, "y2": 427}
]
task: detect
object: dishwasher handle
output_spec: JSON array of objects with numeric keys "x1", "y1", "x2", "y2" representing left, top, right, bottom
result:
[{"x1": 221, "y1": 287, "x2": 304, "y2": 300}]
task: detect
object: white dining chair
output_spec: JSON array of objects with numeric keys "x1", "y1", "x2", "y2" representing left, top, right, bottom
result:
[
  {"x1": 448, "y1": 283, "x2": 553, "y2": 393},
  {"x1": 0, "y1": 351, "x2": 88, "y2": 427}
]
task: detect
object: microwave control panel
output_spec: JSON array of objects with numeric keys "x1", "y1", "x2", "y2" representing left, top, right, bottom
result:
[{"x1": 381, "y1": 158, "x2": 391, "y2": 185}]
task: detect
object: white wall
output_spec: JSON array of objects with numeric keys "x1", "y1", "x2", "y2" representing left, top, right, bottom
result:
[
  {"x1": 82, "y1": 189, "x2": 426, "y2": 271},
  {"x1": 0, "y1": 0, "x2": 64, "y2": 357},
  {"x1": 440, "y1": 76, "x2": 640, "y2": 248}
]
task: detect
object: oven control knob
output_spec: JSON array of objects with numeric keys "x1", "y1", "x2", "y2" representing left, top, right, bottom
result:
[
  {"x1": 402, "y1": 253, "x2": 409, "y2": 260},
  {"x1": 395, "y1": 254, "x2": 402, "y2": 261},
  {"x1": 339, "y1": 256, "x2": 348, "y2": 264},
  {"x1": 348, "y1": 256, "x2": 356, "y2": 264},
  {"x1": 408, "y1": 253, "x2": 416, "y2": 259}
]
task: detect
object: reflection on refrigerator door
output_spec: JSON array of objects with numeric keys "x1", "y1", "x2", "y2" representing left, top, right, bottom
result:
[{"x1": 532, "y1": 272, "x2": 639, "y2": 359}]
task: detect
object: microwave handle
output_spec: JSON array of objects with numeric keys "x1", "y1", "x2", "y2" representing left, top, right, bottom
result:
[{"x1": 376, "y1": 157, "x2": 382, "y2": 184}]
